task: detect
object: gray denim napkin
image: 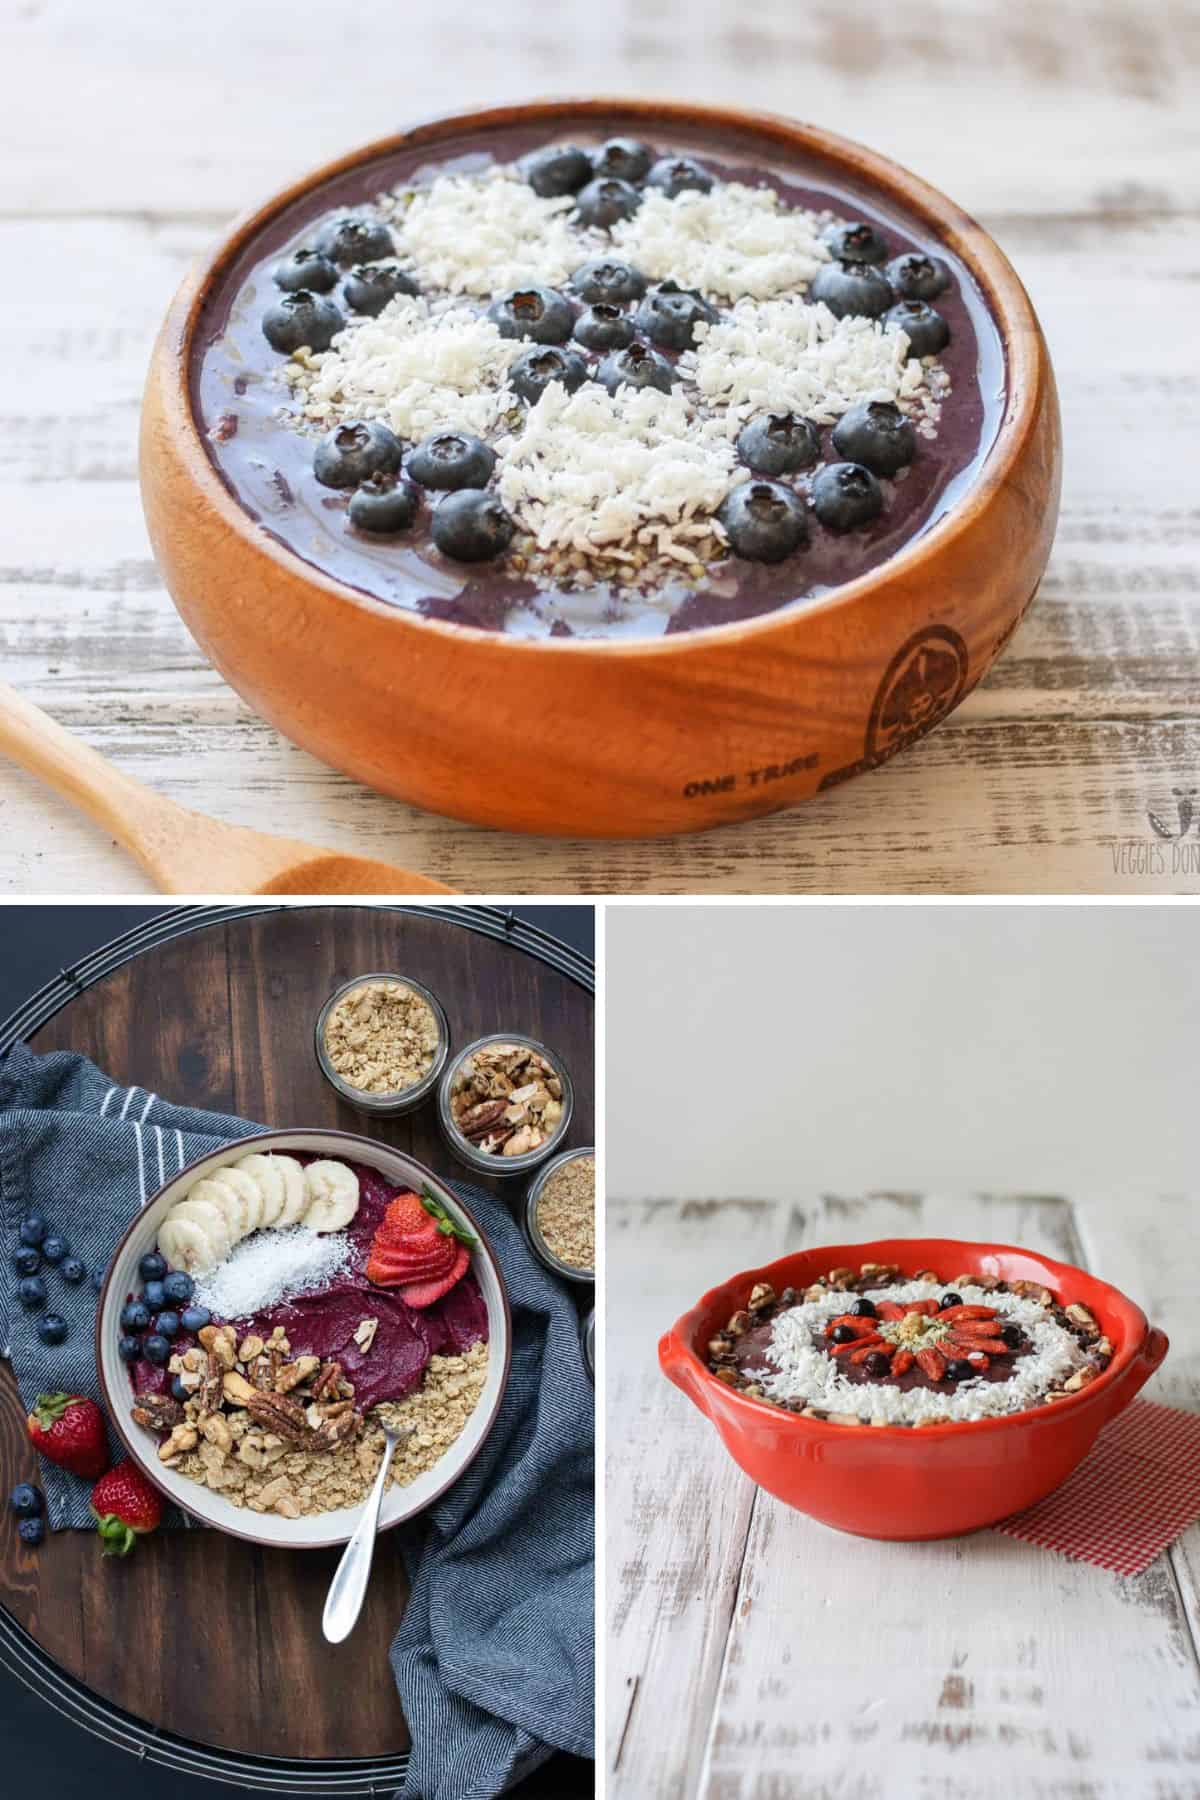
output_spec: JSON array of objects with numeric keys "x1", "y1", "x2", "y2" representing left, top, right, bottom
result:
[{"x1": 0, "y1": 1042, "x2": 594, "y2": 1798}]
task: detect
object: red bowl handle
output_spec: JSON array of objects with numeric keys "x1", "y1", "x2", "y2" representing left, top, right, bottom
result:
[
  {"x1": 1100, "y1": 1324, "x2": 1169, "y2": 1421},
  {"x1": 659, "y1": 1330, "x2": 712, "y2": 1415}
]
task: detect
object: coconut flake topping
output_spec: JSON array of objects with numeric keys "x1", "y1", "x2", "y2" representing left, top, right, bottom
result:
[
  {"x1": 612, "y1": 182, "x2": 832, "y2": 300},
  {"x1": 393, "y1": 168, "x2": 582, "y2": 295}
]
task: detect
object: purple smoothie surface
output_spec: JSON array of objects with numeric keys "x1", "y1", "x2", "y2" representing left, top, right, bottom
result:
[
  {"x1": 192, "y1": 114, "x2": 1006, "y2": 642},
  {"x1": 130, "y1": 1159, "x2": 489, "y2": 1408}
]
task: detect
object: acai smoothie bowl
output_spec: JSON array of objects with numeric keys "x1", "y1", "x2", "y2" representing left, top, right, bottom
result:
[
  {"x1": 96, "y1": 1129, "x2": 510, "y2": 1548},
  {"x1": 141, "y1": 99, "x2": 1060, "y2": 837},
  {"x1": 660, "y1": 1239, "x2": 1166, "y2": 1540}
]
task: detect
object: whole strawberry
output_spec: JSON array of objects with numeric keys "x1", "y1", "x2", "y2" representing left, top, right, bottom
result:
[
  {"x1": 90, "y1": 1461, "x2": 162, "y2": 1556},
  {"x1": 26, "y1": 1392, "x2": 109, "y2": 1480}
]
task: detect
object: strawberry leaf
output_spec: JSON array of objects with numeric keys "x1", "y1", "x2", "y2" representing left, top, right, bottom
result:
[{"x1": 420, "y1": 1186, "x2": 478, "y2": 1247}]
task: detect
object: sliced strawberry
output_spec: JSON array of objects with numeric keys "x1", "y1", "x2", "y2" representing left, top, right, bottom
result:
[
  {"x1": 369, "y1": 1242, "x2": 457, "y2": 1286},
  {"x1": 398, "y1": 1243, "x2": 470, "y2": 1309}
]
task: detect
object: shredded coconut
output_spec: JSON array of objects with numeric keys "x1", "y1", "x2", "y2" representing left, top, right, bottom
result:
[
  {"x1": 686, "y1": 297, "x2": 926, "y2": 432},
  {"x1": 495, "y1": 382, "x2": 740, "y2": 557},
  {"x1": 760, "y1": 1282, "x2": 1092, "y2": 1426},
  {"x1": 195, "y1": 1228, "x2": 353, "y2": 1323},
  {"x1": 288, "y1": 297, "x2": 521, "y2": 442},
  {"x1": 391, "y1": 167, "x2": 582, "y2": 295},
  {"x1": 613, "y1": 182, "x2": 831, "y2": 300}
]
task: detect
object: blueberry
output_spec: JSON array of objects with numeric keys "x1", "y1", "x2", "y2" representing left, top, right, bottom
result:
[
  {"x1": 717, "y1": 479, "x2": 809, "y2": 563},
  {"x1": 315, "y1": 214, "x2": 395, "y2": 267},
  {"x1": 809, "y1": 261, "x2": 893, "y2": 320},
  {"x1": 595, "y1": 341, "x2": 677, "y2": 396},
  {"x1": 520, "y1": 143, "x2": 593, "y2": 198},
  {"x1": 17, "y1": 1277, "x2": 46, "y2": 1312},
  {"x1": 810, "y1": 462, "x2": 884, "y2": 533},
  {"x1": 90, "y1": 1266, "x2": 107, "y2": 1294},
  {"x1": 509, "y1": 344, "x2": 589, "y2": 404},
  {"x1": 171, "y1": 1376, "x2": 191, "y2": 1403},
  {"x1": 12, "y1": 1246, "x2": 40, "y2": 1277},
  {"x1": 851, "y1": 1297, "x2": 878, "y2": 1319},
  {"x1": 272, "y1": 248, "x2": 339, "y2": 294},
  {"x1": 830, "y1": 1324, "x2": 855, "y2": 1345},
  {"x1": 573, "y1": 304, "x2": 635, "y2": 353},
  {"x1": 431, "y1": 489, "x2": 516, "y2": 563},
  {"x1": 19, "y1": 1214, "x2": 47, "y2": 1247},
  {"x1": 343, "y1": 262, "x2": 420, "y2": 316},
  {"x1": 181, "y1": 1305, "x2": 212, "y2": 1333},
  {"x1": 261, "y1": 289, "x2": 345, "y2": 354},
  {"x1": 121, "y1": 1300, "x2": 151, "y2": 1333},
  {"x1": 41, "y1": 1236, "x2": 68, "y2": 1265},
  {"x1": 37, "y1": 1313, "x2": 68, "y2": 1347},
  {"x1": 736, "y1": 412, "x2": 821, "y2": 477},
  {"x1": 575, "y1": 177, "x2": 642, "y2": 229},
  {"x1": 825, "y1": 220, "x2": 888, "y2": 265},
  {"x1": 162, "y1": 1270, "x2": 195, "y2": 1305},
  {"x1": 408, "y1": 430, "x2": 496, "y2": 491},
  {"x1": 10, "y1": 1484, "x2": 42, "y2": 1518},
  {"x1": 864, "y1": 1351, "x2": 890, "y2": 1377},
  {"x1": 17, "y1": 1517, "x2": 45, "y2": 1547},
  {"x1": 139, "y1": 1252, "x2": 167, "y2": 1283},
  {"x1": 60, "y1": 1257, "x2": 87, "y2": 1286},
  {"x1": 886, "y1": 299, "x2": 950, "y2": 358},
  {"x1": 945, "y1": 1359, "x2": 974, "y2": 1383},
  {"x1": 313, "y1": 420, "x2": 404, "y2": 490},
  {"x1": 645, "y1": 155, "x2": 714, "y2": 197},
  {"x1": 939, "y1": 1292, "x2": 963, "y2": 1311},
  {"x1": 487, "y1": 285, "x2": 575, "y2": 345},
  {"x1": 591, "y1": 137, "x2": 654, "y2": 183},
  {"x1": 348, "y1": 472, "x2": 420, "y2": 536},
  {"x1": 568, "y1": 259, "x2": 647, "y2": 305},
  {"x1": 142, "y1": 1334, "x2": 171, "y2": 1367},
  {"x1": 117, "y1": 1335, "x2": 142, "y2": 1363},
  {"x1": 1000, "y1": 1324, "x2": 1022, "y2": 1350},
  {"x1": 633, "y1": 280, "x2": 718, "y2": 352},
  {"x1": 887, "y1": 251, "x2": 949, "y2": 301},
  {"x1": 831, "y1": 400, "x2": 916, "y2": 477},
  {"x1": 142, "y1": 1279, "x2": 166, "y2": 1311},
  {"x1": 155, "y1": 1311, "x2": 181, "y2": 1341}
]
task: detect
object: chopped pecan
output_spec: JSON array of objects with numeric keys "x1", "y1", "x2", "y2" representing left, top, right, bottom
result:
[
  {"x1": 725, "y1": 1309, "x2": 752, "y2": 1337},
  {"x1": 223, "y1": 1369, "x2": 258, "y2": 1405},
  {"x1": 275, "y1": 1354, "x2": 320, "y2": 1394},
  {"x1": 245, "y1": 1389, "x2": 325, "y2": 1449},
  {"x1": 131, "y1": 1394, "x2": 185, "y2": 1433},
  {"x1": 197, "y1": 1351, "x2": 224, "y2": 1417},
  {"x1": 458, "y1": 1099, "x2": 510, "y2": 1142},
  {"x1": 312, "y1": 1359, "x2": 344, "y2": 1402},
  {"x1": 748, "y1": 1282, "x2": 775, "y2": 1311}
]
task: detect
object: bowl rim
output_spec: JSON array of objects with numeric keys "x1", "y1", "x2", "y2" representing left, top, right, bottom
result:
[
  {"x1": 159, "y1": 94, "x2": 1044, "y2": 658},
  {"x1": 95, "y1": 1125, "x2": 513, "y2": 1549},
  {"x1": 664, "y1": 1236, "x2": 1152, "y2": 1439}
]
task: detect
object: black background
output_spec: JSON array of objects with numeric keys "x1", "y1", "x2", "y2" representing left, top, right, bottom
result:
[{"x1": 0, "y1": 903, "x2": 595, "y2": 1799}]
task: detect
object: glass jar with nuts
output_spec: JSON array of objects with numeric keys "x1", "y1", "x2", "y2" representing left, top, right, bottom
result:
[
  {"x1": 315, "y1": 973, "x2": 450, "y2": 1115},
  {"x1": 438, "y1": 1034, "x2": 573, "y2": 1176},
  {"x1": 525, "y1": 1147, "x2": 595, "y2": 1284}
]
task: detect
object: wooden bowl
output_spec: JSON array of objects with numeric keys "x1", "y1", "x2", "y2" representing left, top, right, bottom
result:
[
  {"x1": 96, "y1": 1128, "x2": 511, "y2": 1549},
  {"x1": 141, "y1": 99, "x2": 1061, "y2": 838}
]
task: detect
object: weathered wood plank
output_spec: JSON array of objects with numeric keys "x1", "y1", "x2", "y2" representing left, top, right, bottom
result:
[
  {"x1": 607, "y1": 1192, "x2": 1200, "y2": 1799},
  {"x1": 606, "y1": 1197, "x2": 798, "y2": 1799}
]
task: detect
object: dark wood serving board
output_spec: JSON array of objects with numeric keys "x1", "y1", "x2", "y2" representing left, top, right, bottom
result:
[{"x1": 0, "y1": 906, "x2": 594, "y2": 1761}]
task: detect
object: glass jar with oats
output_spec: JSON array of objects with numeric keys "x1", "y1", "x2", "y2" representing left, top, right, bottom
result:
[
  {"x1": 525, "y1": 1147, "x2": 596, "y2": 1286},
  {"x1": 438, "y1": 1034, "x2": 573, "y2": 1177},
  {"x1": 315, "y1": 972, "x2": 450, "y2": 1115}
]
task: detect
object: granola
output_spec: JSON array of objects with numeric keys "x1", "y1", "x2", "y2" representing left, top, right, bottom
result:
[
  {"x1": 448, "y1": 1041, "x2": 565, "y2": 1158},
  {"x1": 535, "y1": 1154, "x2": 595, "y2": 1272},
  {"x1": 134, "y1": 1322, "x2": 488, "y2": 1518},
  {"x1": 323, "y1": 978, "x2": 442, "y2": 1096}
]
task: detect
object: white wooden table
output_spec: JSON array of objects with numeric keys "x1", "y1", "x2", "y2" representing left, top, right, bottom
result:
[
  {"x1": 2, "y1": 0, "x2": 1198, "y2": 893},
  {"x1": 607, "y1": 1191, "x2": 1200, "y2": 1797}
]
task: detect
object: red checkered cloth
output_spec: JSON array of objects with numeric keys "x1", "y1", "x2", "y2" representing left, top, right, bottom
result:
[{"x1": 994, "y1": 1400, "x2": 1200, "y2": 1576}]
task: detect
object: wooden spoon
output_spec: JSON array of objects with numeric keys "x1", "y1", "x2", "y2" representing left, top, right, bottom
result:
[{"x1": 0, "y1": 680, "x2": 454, "y2": 894}]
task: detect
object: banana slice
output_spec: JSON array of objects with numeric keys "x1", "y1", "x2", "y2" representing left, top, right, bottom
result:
[
  {"x1": 272, "y1": 1154, "x2": 309, "y2": 1228},
  {"x1": 301, "y1": 1160, "x2": 361, "y2": 1233},
  {"x1": 157, "y1": 1212, "x2": 220, "y2": 1276},
  {"x1": 237, "y1": 1153, "x2": 287, "y2": 1227},
  {"x1": 171, "y1": 1191, "x2": 235, "y2": 1262},
  {"x1": 214, "y1": 1164, "x2": 264, "y2": 1237}
]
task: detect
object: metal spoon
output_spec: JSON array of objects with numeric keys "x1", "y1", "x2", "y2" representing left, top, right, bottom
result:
[{"x1": 322, "y1": 1424, "x2": 408, "y2": 1643}]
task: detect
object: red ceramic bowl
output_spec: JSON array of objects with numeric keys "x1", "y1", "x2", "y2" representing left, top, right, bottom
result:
[{"x1": 659, "y1": 1237, "x2": 1168, "y2": 1540}]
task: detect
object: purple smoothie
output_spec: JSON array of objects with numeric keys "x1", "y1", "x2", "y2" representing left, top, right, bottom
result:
[{"x1": 192, "y1": 115, "x2": 1006, "y2": 641}]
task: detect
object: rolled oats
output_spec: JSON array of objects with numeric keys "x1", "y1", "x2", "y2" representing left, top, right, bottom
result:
[
  {"x1": 323, "y1": 979, "x2": 441, "y2": 1095},
  {"x1": 535, "y1": 1154, "x2": 595, "y2": 1272}
]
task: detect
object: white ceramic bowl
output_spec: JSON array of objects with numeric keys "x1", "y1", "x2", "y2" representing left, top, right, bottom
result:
[{"x1": 96, "y1": 1128, "x2": 511, "y2": 1548}]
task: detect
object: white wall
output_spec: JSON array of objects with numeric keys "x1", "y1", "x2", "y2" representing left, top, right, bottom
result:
[{"x1": 606, "y1": 903, "x2": 1197, "y2": 1200}]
